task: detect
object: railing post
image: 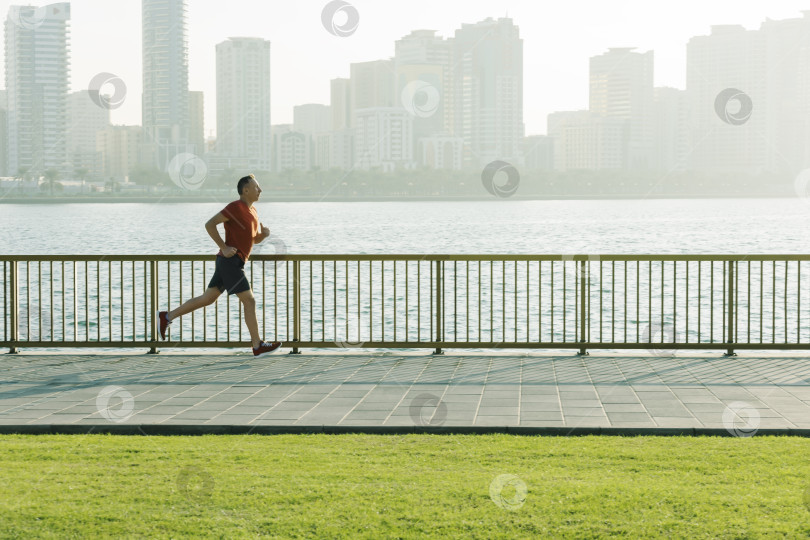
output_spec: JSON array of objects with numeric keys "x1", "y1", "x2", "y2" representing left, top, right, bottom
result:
[
  {"x1": 724, "y1": 260, "x2": 736, "y2": 357},
  {"x1": 433, "y1": 259, "x2": 444, "y2": 355},
  {"x1": 8, "y1": 260, "x2": 19, "y2": 354},
  {"x1": 290, "y1": 259, "x2": 301, "y2": 354},
  {"x1": 148, "y1": 260, "x2": 158, "y2": 354},
  {"x1": 578, "y1": 259, "x2": 588, "y2": 356}
]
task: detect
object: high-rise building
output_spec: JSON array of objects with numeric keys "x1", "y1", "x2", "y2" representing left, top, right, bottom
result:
[
  {"x1": 313, "y1": 129, "x2": 354, "y2": 171},
  {"x1": 5, "y1": 3, "x2": 71, "y2": 178},
  {"x1": 653, "y1": 87, "x2": 689, "y2": 173},
  {"x1": 271, "y1": 124, "x2": 310, "y2": 172},
  {"x1": 394, "y1": 30, "x2": 454, "y2": 143},
  {"x1": 548, "y1": 111, "x2": 625, "y2": 171},
  {"x1": 97, "y1": 126, "x2": 143, "y2": 181},
  {"x1": 452, "y1": 17, "x2": 523, "y2": 168},
  {"x1": 294, "y1": 104, "x2": 331, "y2": 135},
  {"x1": 142, "y1": 0, "x2": 190, "y2": 170},
  {"x1": 418, "y1": 134, "x2": 463, "y2": 170},
  {"x1": 215, "y1": 37, "x2": 272, "y2": 171},
  {"x1": 758, "y1": 13, "x2": 810, "y2": 173},
  {"x1": 330, "y1": 78, "x2": 351, "y2": 131},
  {"x1": 687, "y1": 25, "x2": 766, "y2": 173},
  {"x1": 188, "y1": 90, "x2": 204, "y2": 156},
  {"x1": 67, "y1": 90, "x2": 110, "y2": 178},
  {"x1": 522, "y1": 135, "x2": 554, "y2": 171},
  {"x1": 350, "y1": 60, "x2": 396, "y2": 123},
  {"x1": 354, "y1": 107, "x2": 413, "y2": 171},
  {"x1": 589, "y1": 48, "x2": 655, "y2": 169}
]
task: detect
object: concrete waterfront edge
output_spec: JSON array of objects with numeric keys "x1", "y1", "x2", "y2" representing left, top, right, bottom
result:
[{"x1": 1, "y1": 425, "x2": 810, "y2": 436}]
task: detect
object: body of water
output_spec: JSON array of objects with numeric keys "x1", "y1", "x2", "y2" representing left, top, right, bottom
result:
[
  {"x1": 2, "y1": 198, "x2": 809, "y2": 255},
  {"x1": 3, "y1": 198, "x2": 809, "y2": 351}
]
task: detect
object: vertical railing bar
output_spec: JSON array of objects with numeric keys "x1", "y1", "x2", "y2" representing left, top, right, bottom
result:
[
  {"x1": 783, "y1": 260, "x2": 790, "y2": 343},
  {"x1": 636, "y1": 261, "x2": 641, "y2": 343},
  {"x1": 487, "y1": 260, "x2": 494, "y2": 343},
  {"x1": 660, "y1": 261, "x2": 664, "y2": 345},
  {"x1": 759, "y1": 261, "x2": 765, "y2": 343},
  {"x1": 274, "y1": 261, "x2": 278, "y2": 341},
  {"x1": 563, "y1": 260, "x2": 566, "y2": 342},
  {"x1": 130, "y1": 262, "x2": 134, "y2": 341},
  {"x1": 550, "y1": 261, "x2": 554, "y2": 343},
  {"x1": 357, "y1": 260, "x2": 361, "y2": 345},
  {"x1": 735, "y1": 260, "x2": 739, "y2": 345},
  {"x1": 710, "y1": 262, "x2": 714, "y2": 344},
  {"x1": 333, "y1": 260, "x2": 337, "y2": 343},
  {"x1": 37, "y1": 262, "x2": 41, "y2": 341},
  {"x1": 24, "y1": 262, "x2": 29, "y2": 342},
  {"x1": 405, "y1": 260, "x2": 408, "y2": 342},
  {"x1": 798, "y1": 261, "x2": 801, "y2": 344},
  {"x1": 622, "y1": 261, "x2": 626, "y2": 343},
  {"x1": 293, "y1": 259, "x2": 301, "y2": 352},
  {"x1": 9, "y1": 261, "x2": 18, "y2": 352},
  {"x1": 513, "y1": 260, "x2": 517, "y2": 343},
  {"x1": 648, "y1": 261, "x2": 652, "y2": 343},
  {"x1": 394, "y1": 260, "x2": 397, "y2": 342},
  {"x1": 525, "y1": 260, "x2": 529, "y2": 343},
  {"x1": 380, "y1": 260, "x2": 384, "y2": 343},
  {"x1": 50, "y1": 261, "x2": 55, "y2": 342},
  {"x1": 598, "y1": 260, "x2": 603, "y2": 343},
  {"x1": 673, "y1": 261, "x2": 676, "y2": 346},
  {"x1": 538, "y1": 260, "x2": 542, "y2": 343},
  {"x1": 686, "y1": 261, "x2": 689, "y2": 343},
  {"x1": 467, "y1": 260, "x2": 471, "y2": 343},
  {"x1": 611, "y1": 260, "x2": 614, "y2": 343},
  {"x1": 321, "y1": 260, "x2": 325, "y2": 342},
  {"x1": 369, "y1": 260, "x2": 373, "y2": 342},
  {"x1": 502, "y1": 260, "x2": 505, "y2": 344},
  {"x1": 149, "y1": 260, "x2": 157, "y2": 352},
  {"x1": 772, "y1": 260, "x2": 776, "y2": 344},
  {"x1": 417, "y1": 260, "x2": 421, "y2": 342},
  {"x1": 108, "y1": 260, "x2": 112, "y2": 342},
  {"x1": 747, "y1": 260, "x2": 750, "y2": 344},
  {"x1": 478, "y1": 260, "x2": 483, "y2": 343},
  {"x1": 697, "y1": 261, "x2": 701, "y2": 343}
]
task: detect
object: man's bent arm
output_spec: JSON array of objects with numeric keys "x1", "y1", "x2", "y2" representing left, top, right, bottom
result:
[{"x1": 205, "y1": 213, "x2": 229, "y2": 249}]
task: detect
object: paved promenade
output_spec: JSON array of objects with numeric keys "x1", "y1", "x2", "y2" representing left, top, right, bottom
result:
[{"x1": 1, "y1": 350, "x2": 810, "y2": 435}]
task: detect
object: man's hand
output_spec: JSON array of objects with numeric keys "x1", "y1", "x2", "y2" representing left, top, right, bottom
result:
[
  {"x1": 221, "y1": 246, "x2": 238, "y2": 258},
  {"x1": 260, "y1": 224, "x2": 270, "y2": 239}
]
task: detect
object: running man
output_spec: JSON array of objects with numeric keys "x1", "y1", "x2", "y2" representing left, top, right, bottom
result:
[{"x1": 158, "y1": 174, "x2": 283, "y2": 358}]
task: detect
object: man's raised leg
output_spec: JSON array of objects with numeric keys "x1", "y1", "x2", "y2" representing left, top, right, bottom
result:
[{"x1": 158, "y1": 287, "x2": 222, "y2": 340}]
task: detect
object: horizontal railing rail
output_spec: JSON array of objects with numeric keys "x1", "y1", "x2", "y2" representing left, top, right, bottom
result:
[{"x1": 2, "y1": 254, "x2": 810, "y2": 355}]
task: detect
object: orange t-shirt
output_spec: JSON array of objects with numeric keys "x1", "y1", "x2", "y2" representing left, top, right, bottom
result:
[{"x1": 218, "y1": 200, "x2": 259, "y2": 262}]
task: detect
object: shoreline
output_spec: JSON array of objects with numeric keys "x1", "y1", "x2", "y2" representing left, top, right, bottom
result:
[{"x1": 0, "y1": 192, "x2": 794, "y2": 204}]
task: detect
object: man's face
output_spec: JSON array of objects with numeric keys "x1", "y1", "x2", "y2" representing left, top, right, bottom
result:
[{"x1": 243, "y1": 177, "x2": 263, "y2": 201}]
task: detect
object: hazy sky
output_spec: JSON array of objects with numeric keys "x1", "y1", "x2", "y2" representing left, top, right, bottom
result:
[{"x1": 1, "y1": 0, "x2": 808, "y2": 136}]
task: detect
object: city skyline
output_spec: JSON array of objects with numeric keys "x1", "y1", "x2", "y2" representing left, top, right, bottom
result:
[{"x1": 0, "y1": 0, "x2": 807, "y2": 136}]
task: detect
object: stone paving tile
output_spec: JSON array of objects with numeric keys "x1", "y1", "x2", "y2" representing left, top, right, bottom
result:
[
  {"x1": 3, "y1": 353, "x2": 810, "y2": 430},
  {"x1": 603, "y1": 404, "x2": 647, "y2": 413},
  {"x1": 520, "y1": 402, "x2": 561, "y2": 412},
  {"x1": 607, "y1": 412, "x2": 652, "y2": 422},
  {"x1": 474, "y1": 416, "x2": 520, "y2": 426}
]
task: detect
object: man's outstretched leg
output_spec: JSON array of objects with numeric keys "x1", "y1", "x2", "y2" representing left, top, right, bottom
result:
[
  {"x1": 236, "y1": 289, "x2": 282, "y2": 357},
  {"x1": 158, "y1": 287, "x2": 222, "y2": 340}
]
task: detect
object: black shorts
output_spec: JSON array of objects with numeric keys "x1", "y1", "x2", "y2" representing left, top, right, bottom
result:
[{"x1": 207, "y1": 255, "x2": 250, "y2": 295}]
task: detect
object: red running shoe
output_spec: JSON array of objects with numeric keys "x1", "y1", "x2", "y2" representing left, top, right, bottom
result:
[
  {"x1": 158, "y1": 311, "x2": 172, "y2": 340},
  {"x1": 253, "y1": 341, "x2": 283, "y2": 358}
]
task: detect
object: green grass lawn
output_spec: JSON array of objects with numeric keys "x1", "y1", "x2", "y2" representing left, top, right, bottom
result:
[{"x1": 2, "y1": 434, "x2": 810, "y2": 538}]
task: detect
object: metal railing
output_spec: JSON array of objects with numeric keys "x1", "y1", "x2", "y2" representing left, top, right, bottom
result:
[{"x1": 2, "y1": 254, "x2": 810, "y2": 355}]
